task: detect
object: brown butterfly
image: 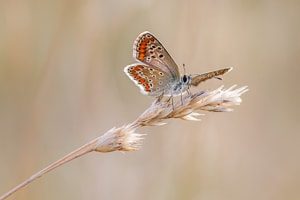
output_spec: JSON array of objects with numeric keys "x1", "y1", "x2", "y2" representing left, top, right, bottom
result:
[{"x1": 124, "y1": 31, "x2": 232, "y2": 96}]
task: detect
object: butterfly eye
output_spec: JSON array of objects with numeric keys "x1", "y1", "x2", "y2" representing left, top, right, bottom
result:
[{"x1": 182, "y1": 75, "x2": 188, "y2": 83}]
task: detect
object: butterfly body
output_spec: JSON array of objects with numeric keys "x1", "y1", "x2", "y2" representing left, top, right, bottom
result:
[
  {"x1": 124, "y1": 31, "x2": 232, "y2": 97},
  {"x1": 171, "y1": 75, "x2": 192, "y2": 96}
]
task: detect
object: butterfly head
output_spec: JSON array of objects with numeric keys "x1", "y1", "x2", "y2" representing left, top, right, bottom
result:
[{"x1": 181, "y1": 74, "x2": 192, "y2": 85}]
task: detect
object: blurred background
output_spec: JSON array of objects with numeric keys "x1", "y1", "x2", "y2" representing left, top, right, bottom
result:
[{"x1": 0, "y1": 0, "x2": 299, "y2": 200}]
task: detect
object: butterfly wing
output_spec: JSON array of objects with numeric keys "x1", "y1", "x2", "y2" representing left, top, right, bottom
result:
[
  {"x1": 191, "y1": 68, "x2": 232, "y2": 86},
  {"x1": 133, "y1": 31, "x2": 180, "y2": 80},
  {"x1": 124, "y1": 64, "x2": 173, "y2": 96}
]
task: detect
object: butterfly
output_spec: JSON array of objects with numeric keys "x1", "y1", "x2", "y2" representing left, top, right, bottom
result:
[{"x1": 124, "y1": 31, "x2": 232, "y2": 97}]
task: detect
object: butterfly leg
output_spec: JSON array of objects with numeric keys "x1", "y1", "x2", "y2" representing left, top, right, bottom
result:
[
  {"x1": 171, "y1": 96, "x2": 174, "y2": 110},
  {"x1": 180, "y1": 91, "x2": 183, "y2": 106},
  {"x1": 157, "y1": 91, "x2": 165, "y2": 102},
  {"x1": 187, "y1": 86, "x2": 192, "y2": 96},
  {"x1": 170, "y1": 90, "x2": 174, "y2": 110}
]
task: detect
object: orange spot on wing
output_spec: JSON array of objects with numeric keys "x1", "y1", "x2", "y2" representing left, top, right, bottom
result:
[
  {"x1": 140, "y1": 43, "x2": 147, "y2": 48},
  {"x1": 134, "y1": 65, "x2": 142, "y2": 70},
  {"x1": 144, "y1": 83, "x2": 151, "y2": 92},
  {"x1": 136, "y1": 37, "x2": 154, "y2": 61},
  {"x1": 139, "y1": 54, "x2": 145, "y2": 60}
]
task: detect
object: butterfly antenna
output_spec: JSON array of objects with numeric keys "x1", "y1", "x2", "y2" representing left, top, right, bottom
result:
[{"x1": 182, "y1": 63, "x2": 186, "y2": 75}]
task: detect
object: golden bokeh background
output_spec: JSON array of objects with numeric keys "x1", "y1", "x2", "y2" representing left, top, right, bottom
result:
[{"x1": 0, "y1": 1, "x2": 299, "y2": 200}]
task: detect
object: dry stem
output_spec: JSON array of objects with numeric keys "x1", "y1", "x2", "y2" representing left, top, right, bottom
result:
[{"x1": 0, "y1": 85, "x2": 248, "y2": 200}]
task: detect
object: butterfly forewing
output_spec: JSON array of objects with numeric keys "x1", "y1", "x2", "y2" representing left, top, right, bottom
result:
[
  {"x1": 133, "y1": 31, "x2": 180, "y2": 80},
  {"x1": 124, "y1": 64, "x2": 173, "y2": 96}
]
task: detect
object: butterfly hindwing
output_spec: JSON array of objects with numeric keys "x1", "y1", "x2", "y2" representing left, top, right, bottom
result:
[
  {"x1": 124, "y1": 64, "x2": 173, "y2": 96},
  {"x1": 133, "y1": 31, "x2": 180, "y2": 80}
]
